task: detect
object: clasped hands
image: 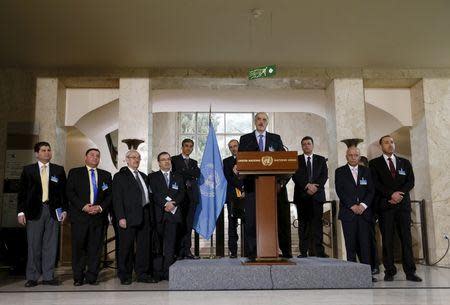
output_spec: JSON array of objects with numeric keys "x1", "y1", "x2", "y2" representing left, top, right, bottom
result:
[
  {"x1": 164, "y1": 201, "x2": 177, "y2": 212},
  {"x1": 305, "y1": 183, "x2": 319, "y2": 196},
  {"x1": 82, "y1": 203, "x2": 102, "y2": 215},
  {"x1": 388, "y1": 191, "x2": 405, "y2": 205},
  {"x1": 350, "y1": 204, "x2": 366, "y2": 215}
]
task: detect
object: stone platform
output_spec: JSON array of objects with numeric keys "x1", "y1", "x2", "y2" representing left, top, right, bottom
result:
[{"x1": 169, "y1": 257, "x2": 372, "y2": 290}]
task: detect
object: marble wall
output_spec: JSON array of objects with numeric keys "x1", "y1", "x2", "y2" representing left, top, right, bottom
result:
[
  {"x1": 411, "y1": 79, "x2": 450, "y2": 265},
  {"x1": 0, "y1": 69, "x2": 36, "y2": 226}
]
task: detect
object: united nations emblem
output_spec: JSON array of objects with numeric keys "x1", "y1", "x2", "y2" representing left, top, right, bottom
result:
[{"x1": 261, "y1": 156, "x2": 273, "y2": 166}]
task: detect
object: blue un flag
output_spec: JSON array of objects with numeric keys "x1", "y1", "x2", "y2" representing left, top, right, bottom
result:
[{"x1": 193, "y1": 122, "x2": 227, "y2": 239}]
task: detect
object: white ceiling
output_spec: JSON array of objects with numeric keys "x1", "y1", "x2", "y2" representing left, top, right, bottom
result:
[{"x1": 1, "y1": 0, "x2": 450, "y2": 68}]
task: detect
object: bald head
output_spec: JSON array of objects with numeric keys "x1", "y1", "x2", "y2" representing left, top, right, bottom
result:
[{"x1": 346, "y1": 146, "x2": 361, "y2": 167}]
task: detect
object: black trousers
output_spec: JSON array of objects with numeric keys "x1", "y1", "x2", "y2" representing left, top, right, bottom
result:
[
  {"x1": 153, "y1": 221, "x2": 177, "y2": 280},
  {"x1": 71, "y1": 221, "x2": 105, "y2": 282},
  {"x1": 277, "y1": 188, "x2": 292, "y2": 257},
  {"x1": 227, "y1": 204, "x2": 239, "y2": 256},
  {"x1": 244, "y1": 192, "x2": 257, "y2": 257},
  {"x1": 117, "y1": 207, "x2": 151, "y2": 281},
  {"x1": 296, "y1": 200, "x2": 325, "y2": 256},
  {"x1": 341, "y1": 217, "x2": 370, "y2": 264},
  {"x1": 178, "y1": 196, "x2": 197, "y2": 256},
  {"x1": 368, "y1": 218, "x2": 380, "y2": 271},
  {"x1": 379, "y1": 208, "x2": 416, "y2": 276}
]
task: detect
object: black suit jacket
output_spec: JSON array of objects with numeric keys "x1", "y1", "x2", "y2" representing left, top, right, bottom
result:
[
  {"x1": 171, "y1": 154, "x2": 200, "y2": 205},
  {"x1": 223, "y1": 156, "x2": 244, "y2": 203},
  {"x1": 17, "y1": 163, "x2": 67, "y2": 221},
  {"x1": 148, "y1": 171, "x2": 185, "y2": 224},
  {"x1": 66, "y1": 166, "x2": 112, "y2": 225},
  {"x1": 335, "y1": 165, "x2": 374, "y2": 222},
  {"x1": 112, "y1": 166, "x2": 150, "y2": 227},
  {"x1": 238, "y1": 131, "x2": 284, "y2": 193},
  {"x1": 369, "y1": 155, "x2": 415, "y2": 212},
  {"x1": 292, "y1": 154, "x2": 328, "y2": 204}
]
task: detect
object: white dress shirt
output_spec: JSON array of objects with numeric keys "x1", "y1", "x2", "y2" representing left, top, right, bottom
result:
[
  {"x1": 128, "y1": 167, "x2": 149, "y2": 204},
  {"x1": 255, "y1": 130, "x2": 267, "y2": 151},
  {"x1": 348, "y1": 164, "x2": 367, "y2": 210}
]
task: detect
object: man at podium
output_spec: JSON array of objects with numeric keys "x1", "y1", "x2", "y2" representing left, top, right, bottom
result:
[{"x1": 238, "y1": 112, "x2": 289, "y2": 260}]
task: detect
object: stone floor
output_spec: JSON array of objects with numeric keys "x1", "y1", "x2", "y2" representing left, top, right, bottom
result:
[{"x1": 1, "y1": 263, "x2": 450, "y2": 305}]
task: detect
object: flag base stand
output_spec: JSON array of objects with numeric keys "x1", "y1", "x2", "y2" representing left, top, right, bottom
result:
[{"x1": 241, "y1": 257, "x2": 296, "y2": 266}]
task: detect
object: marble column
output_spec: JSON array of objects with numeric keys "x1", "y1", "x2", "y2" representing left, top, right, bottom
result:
[
  {"x1": 410, "y1": 79, "x2": 450, "y2": 265},
  {"x1": 326, "y1": 78, "x2": 367, "y2": 258},
  {"x1": 35, "y1": 78, "x2": 67, "y2": 165},
  {"x1": 118, "y1": 78, "x2": 152, "y2": 173},
  {"x1": 35, "y1": 77, "x2": 69, "y2": 263}
]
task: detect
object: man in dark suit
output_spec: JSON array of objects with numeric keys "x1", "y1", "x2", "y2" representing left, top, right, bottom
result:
[
  {"x1": 149, "y1": 152, "x2": 185, "y2": 281},
  {"x1": 335, "y1": 147, "x2": 376, "y2": 282},
  {"x1": 66, "y1": 148, "x2": 112, "y2": 286},
  {"x1": 223, "y1": 139, "x2": 245, "y2": 258},
  {"x1": 17, "y1": 141, "x2": 67, "y2": 287},
  {"x1": 238, "y1": 112, "x2": 290, "y2": 259},
  {"x1": 112, "y1": 150, "x2": 156, "y2": 284},
  {"x1": 292, "y1": 136, "x2": 328, "y2": 258},
  {"x1": 369, "y1": 135, "x2": 422, "y2": 282},
  {"x1": 171, "y1": 139, "x2": 200, "y2": 259},
  {"x1": 359, "y1": 156, "x2": 380, "y2": 275}
]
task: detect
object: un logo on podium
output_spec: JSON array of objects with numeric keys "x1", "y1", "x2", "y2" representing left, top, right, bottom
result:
[{"x1": 261, "y1": 156, "x2": 274, "y2": 167}]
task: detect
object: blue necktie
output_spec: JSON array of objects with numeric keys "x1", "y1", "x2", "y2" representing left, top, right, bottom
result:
[
  {"x1": 258, "y1": 134, "x2": 264, "y2": 151},
  {"x1": 90, "y1": 169, "x2": 98, "y2": 203}
]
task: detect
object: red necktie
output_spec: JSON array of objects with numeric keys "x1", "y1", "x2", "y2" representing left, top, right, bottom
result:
[{"x1": 388, "y1": 157, "x2": 396, "y2": 178}]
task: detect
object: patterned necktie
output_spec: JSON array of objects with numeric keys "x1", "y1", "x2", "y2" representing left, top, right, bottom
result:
[
  {"x1": 306, "y1": 156, "x2": 312, "y2": 182},
  {"x1": 388, "y1": 157, "x2": 396, "y2": 178},
  {"x1": 164, "y1": 172, "x2": 170, "y2": 187},
  {"x1": 258, "y1": 134, "x2": 264, "y2": 151},
  {"x1": 41, "y1": 164, "x2": 49, "y2": 202},
  {"x1": 134, "y1": 170, "x2": 147, "y2": 206},
  {"x1": 90, "y1": 168, "x2": 98, "y2": 203}
]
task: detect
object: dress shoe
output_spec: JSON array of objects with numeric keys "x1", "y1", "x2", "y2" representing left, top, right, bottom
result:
[
  {"x1": 406, "y1": 274, "x2": 422, "y2": 282},
  {"x1": 246, "y1": 256, "x2": 257, "y2": 263},
  {"x1": 229, "y1": 254, "x2": 237, "y2": 259},
  {"x1": 73, "y1": 280, "x2": 84, "y2": 286},
  {"x1": 87, "y1": 280, "x2": 99, "y2": 286},
  {"x1": 24, "y1": 280, "x2": 38, "y2": 287},
  {"x1": 372, "y1": 277, "x2": 378, "y2": 283},
  {"x1": 372, "y1": 268, "x2": 380, "y2": 275},
  {"x1": 42, "y1": 278, "x2": 60, "y2": 286},
  {"x1": 297, "y1": 254, "x2": 308, "y2": 258},
  {"x1": 120, "y1": 279, "x2": 132, "y2": 285},
  {"x1": 384, "y1": 274, "x2": 394, "y2": 282},
  {"x1": 185, "y1": 254, "x2": 200, "y2": 260},
  {"x1": 280, "y1": 254, "x2": 293, "y2": 259}
]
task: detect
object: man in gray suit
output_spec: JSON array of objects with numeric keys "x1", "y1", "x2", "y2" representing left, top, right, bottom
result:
[{"x1": 17, "y1": 142, "x2": 67, "y2": 287}]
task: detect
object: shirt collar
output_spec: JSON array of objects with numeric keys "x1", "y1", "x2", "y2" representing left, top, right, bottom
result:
[
  {"x1": 86, "y1": 165, "x2": 97, "y2": 171},
  {"x1": 38, "y1": 161, "x2": 49, "y2": 169},
  {"x1": 161, "y1": 169, "x2": 171, "y2": 174},
  {"x1": 348, "y1": 164, "x2": 358, "y2": 171},
  {"x1": 383, "y1": 154, "x2": 395, "y2": 161},
  {"x1": 128, "y1": 167, "x2": 139, "y2": 174},
  {"x1": 255, "y1": 130, "x2": 267, "y2": 138},
  {"x1": 304, "y1": 153, "x2": 314, "y2": 160},
  {"x1": 182, "y1": 154, "x2": 190, "y2": 159}
]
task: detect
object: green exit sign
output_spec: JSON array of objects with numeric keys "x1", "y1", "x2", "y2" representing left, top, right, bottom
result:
[{"x1": 248, "y1": 65, "x2": 276, "y2": 80}]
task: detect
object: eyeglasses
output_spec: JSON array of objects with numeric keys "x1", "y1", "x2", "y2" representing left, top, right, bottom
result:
[{"x1": 127, "y1": 156, "x2": 141, "y2": 160}]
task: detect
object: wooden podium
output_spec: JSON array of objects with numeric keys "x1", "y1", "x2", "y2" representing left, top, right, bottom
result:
[{"x1": 236, "y1": 151, "x2": 298, "y2": 264}]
